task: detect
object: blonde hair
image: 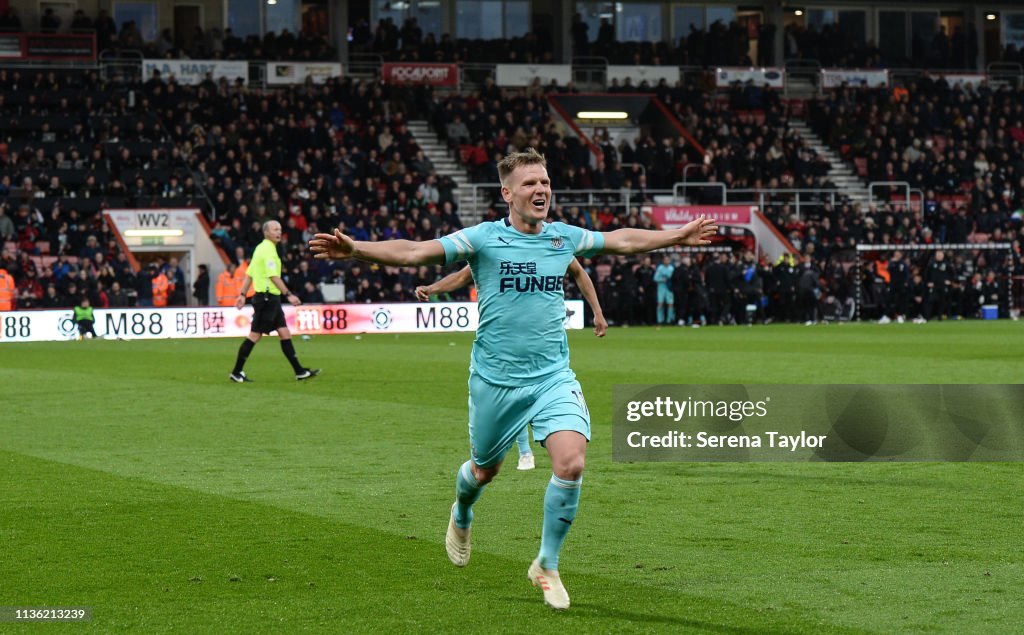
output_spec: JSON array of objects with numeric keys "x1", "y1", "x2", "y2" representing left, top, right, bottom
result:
[{"x1": 498, "y1": 148, "x2": 547, "y2": 185}]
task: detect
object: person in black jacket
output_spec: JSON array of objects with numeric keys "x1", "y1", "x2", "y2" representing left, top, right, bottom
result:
[
  {"x1": 774, "y1": 254, "x2": 799, "y2": 323},
  {"x1": 611, "y1": 256, "x2": 638, "y2": 325},
  {"x1": 193, "y1": 264, "x2": 210, "y2": 306},
  {"x1": 671, "y1": 255, "x2": 691, "y2": 325},
  {"x1": 925, "y1": 250, "x2": 951, "y2": 320},
  {"x1": 797, "y1": 258, "x2": 820, "y2": 324},
  {"x1": 635, "y1": 256, "x2": 657, "y2": 324},
  {"x1": 135, "y1": 263, "x2": 155, "y2": 307},
  {"x1": 909, "y1": 272, "x2": 928, "y2": 323},
  {"x1": 888, "y1": 250, "x2": 910, "y2": 321},
  {"x1": 705, "y1": 252, "x2": 732, "y2": 325}
]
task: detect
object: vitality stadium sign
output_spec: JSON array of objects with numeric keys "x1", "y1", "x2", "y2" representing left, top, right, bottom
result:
[
  {"x1": 382, "y1": 63, "x2": 458, "y2": 86},
  {"x1": 645, "y1": 205, "x2": 756, "y2": 228}
]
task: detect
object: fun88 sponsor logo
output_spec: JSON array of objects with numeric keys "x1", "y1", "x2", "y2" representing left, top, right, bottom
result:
[{"x1": 498, "y1": 261, "x2": 564, "y2": 293}]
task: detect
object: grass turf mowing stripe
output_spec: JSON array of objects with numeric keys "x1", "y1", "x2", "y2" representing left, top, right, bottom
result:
[{"x1": 1, "y1": 450, "x2": 869, "y2": 634}]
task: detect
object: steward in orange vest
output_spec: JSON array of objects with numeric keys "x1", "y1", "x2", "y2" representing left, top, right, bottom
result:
[
  {"x1": 152, "y1": 271, "x2": 171, "y2": 307},
  {"x1": 235, "y1": 259, "x2": 254, "y2": 298},
  {"x1": 0, "y1": 268, "x2": 15, "y2": 311},
  {"x1": 216, "y1": 263, "x2": 242, "y2": 306}
]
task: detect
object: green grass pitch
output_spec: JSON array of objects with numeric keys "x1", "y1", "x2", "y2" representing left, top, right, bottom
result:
[{"x1": 2, "y1": 322, "x2": 1022, "y2": 633}]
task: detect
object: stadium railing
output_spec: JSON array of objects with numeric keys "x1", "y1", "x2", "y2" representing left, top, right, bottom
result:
[
  {"x1": 867, "y1": 182, "x2": 923, "y2": 212},
  {"x1": 672, "y1": 181, "x2": 727, "y2": 205},
  {"x1": 456, "y1": 180, "x2": 925, "y2": 226},
  {"x1": 459, "y1": 184, "x2": 674, "y2": 218},
  {"x1": 672, "y1": 182, "x2": 919, "y2": 219},
  {"x1": 680, "y1": 163, "x2": 704, "y2": 190}
]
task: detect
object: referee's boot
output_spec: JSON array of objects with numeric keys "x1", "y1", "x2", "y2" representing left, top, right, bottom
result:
[
  {"x1": 295, "y1": 368, "x2": 321, "y2": 381},
  {"x1": 229, "y1": 371, "x2": 253, "y2": 383}
]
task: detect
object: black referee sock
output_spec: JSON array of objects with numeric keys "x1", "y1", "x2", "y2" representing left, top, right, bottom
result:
[
  {"x1": 280, "y1": 339, "x2": 304, "y2": 373},
  {"x1": 233, "y1": 339, "x2": 255, "y2": 374}
]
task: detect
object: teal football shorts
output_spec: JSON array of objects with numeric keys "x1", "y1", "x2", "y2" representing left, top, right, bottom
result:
[{"x1": 467, "y1": 368, "x2": 591, "y2": 467}]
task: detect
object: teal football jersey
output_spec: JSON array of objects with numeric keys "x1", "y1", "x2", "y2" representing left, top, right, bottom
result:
[{"x1": 438, "y1": 219, "x2": 604, "y2": 386}]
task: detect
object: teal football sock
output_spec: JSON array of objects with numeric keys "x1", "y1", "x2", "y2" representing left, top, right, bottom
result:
[
  {"x1": 516, "y1": 426, "x2": 532, "y2": 456},
  {"x1": 454, "y1": 460, "x2": 484, "y2": 529},
  {"x1": 538, "y1": 474, "x2": 581, "y2": 571}
]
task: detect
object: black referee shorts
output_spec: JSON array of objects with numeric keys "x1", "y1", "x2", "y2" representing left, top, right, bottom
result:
[{"x1": 250, "y1": 292, "x2": 288, "y2": 334}]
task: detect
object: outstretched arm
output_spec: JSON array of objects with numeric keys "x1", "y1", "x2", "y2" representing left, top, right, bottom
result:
[
  {"x1": 568, "y1": 259, "x2": 607, "y2": 337},
  {"x1": 415, "y1": 265, "x2": 473, "y2": 301},
  {"x1": 310, "y1": 229, "x2": 446, "y2": 266},
  {"x1": 601, "y1": 216, "x2": 718, "y2": 255}
]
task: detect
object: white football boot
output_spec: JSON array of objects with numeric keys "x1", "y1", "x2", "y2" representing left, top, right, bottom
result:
[
  {"x1": 517, "y1": 453, "x2": 535, "y2": 471},
  {"x1": 528, "y1": 559, "x2": 570, "y2": 610},
  {"x1": 445, "y1": 503, "x2": 471, "y2": 567}
]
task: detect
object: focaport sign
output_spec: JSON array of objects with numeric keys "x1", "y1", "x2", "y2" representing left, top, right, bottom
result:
[{"x1": 382, "y1": 63, "x2": 459, "y2": 86}]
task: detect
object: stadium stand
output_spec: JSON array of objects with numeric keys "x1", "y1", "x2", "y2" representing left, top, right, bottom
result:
[{"x1": 0, "y1": 4, "x2": 1021, "y2": 324}]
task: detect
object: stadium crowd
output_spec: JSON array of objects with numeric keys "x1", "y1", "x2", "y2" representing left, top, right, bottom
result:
[
  {"x1": 809, "y1": 79, "x2": 1024, "y2": 217},
  {"x1": 1, "y1": 44, "x2": 1022, "y2": 321},
  {"x1": 427, "y1": 73, "x2": 833, "y2": 198}
]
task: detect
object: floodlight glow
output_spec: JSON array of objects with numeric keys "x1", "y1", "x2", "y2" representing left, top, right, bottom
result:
[
  {"x1": 794, "y1": 9, "x2": 804, "y2": 16},
  {"x1": 577, "y1": 111, "x2": 629, "y2": 120},
  {"x1": 124, "y1": 228, "x2": 185, "y2": 237},
  {"x1": 986, "y1": 13, "x2": 997, "y2": 21}
]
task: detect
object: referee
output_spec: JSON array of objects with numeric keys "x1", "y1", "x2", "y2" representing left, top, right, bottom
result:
[{"x1": 230, "y1": 220, "x2": 320, "y2": 382}]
